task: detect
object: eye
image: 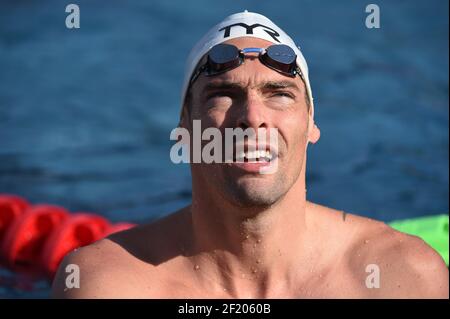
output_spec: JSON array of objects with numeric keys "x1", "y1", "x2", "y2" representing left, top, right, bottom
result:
[
  {"x1": 208, "y1": 89, "x2": 237, "y2": 97},
  {"x1": 208, "y1": 92, "x2": 223, "y2": 98},
  {"x1": 204, "y1": 91, "x2": 234, "y2": 109},
  {"x1": 271, "y1": 91, "x2": 295, "y2": 99}
]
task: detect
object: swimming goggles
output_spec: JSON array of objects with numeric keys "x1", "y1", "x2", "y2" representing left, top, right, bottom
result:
[{"x1": 189, "y1": 43, "x2": 303, "y2": 85}]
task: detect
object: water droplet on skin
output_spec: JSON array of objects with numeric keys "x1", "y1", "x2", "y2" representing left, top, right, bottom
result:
[
  {"x1": 251, "y1": 268, "x2": 258, "y2": 274},
  {"x1": 244, "y1": 234, "x2": 250, "y2": 240},
  {"x1": 256, "y1": 259, "x2": 261, "y2": 264},
  {"x1": 194, "y1": 265, "x2": 200, "y2": 270},
  {"x1": 256, "y1": 239, "x2": 261, "y2": 243},
  {"x1": 364, "y1": 239, "x2": 369, "y2": 244}
]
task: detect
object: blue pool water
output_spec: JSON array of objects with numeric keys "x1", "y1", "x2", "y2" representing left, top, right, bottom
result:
[{"x1": 0, "y1": 0, "x2": 448, "y2": 298}]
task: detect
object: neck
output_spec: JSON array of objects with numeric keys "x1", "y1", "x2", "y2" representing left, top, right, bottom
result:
[{"x1": 186, "y1": 171, "x2": 313, "y2": 298}]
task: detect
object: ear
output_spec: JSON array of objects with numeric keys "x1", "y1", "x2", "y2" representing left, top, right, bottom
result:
[{"x1": 307, "y1": 117, "x2": 320, "y2": 144}]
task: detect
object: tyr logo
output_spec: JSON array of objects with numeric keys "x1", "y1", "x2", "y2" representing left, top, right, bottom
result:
[{"x1": 219, "y1": 23, "x2": 281, "y2": 43}]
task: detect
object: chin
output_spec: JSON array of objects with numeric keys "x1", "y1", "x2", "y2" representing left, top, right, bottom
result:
[{"x1": 223, "y1": 178, "x2": 285, "y2": 208}]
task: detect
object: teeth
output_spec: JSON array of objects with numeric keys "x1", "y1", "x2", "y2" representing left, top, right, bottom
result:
[{"x1": 236, "y1": 149, "x2": 274, "y2": 161}]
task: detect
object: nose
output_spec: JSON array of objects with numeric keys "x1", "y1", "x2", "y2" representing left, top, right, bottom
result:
[{"x1": 236, "y1": 92, "x2": 268, "y2": 130}]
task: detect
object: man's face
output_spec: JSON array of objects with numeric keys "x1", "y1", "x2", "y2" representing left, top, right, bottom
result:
[{"x1": 187, "y1": 37, "x2": 315, "y2": 208}]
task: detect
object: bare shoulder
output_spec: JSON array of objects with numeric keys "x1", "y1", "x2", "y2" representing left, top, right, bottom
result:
[
  {"x1": 51, "y1": 209, "x2": 190, "y2": 298},
  {"x1": 307, "y1": 202, "x2": 448, "y2": 298},
  {"x1": 51, "y1": 234, "x2": 150, "y2": 298},
  {"x1": 349, "y1": 214, "x2": 448, "y2": 298}
]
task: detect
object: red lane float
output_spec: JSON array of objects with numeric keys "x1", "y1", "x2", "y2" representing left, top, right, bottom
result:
[
  {"x1": 1, "y1": 204, "x2": 69, "y2": 269},
  {"x1": 0, "y1": 195, "x2": 30, "y2": 241},
  {"x1": 0, "y1": 194, "x2": 136, "y2": 278},
  {"x1": 40, "y1": 213, "x2": 110, "y2": 276}
]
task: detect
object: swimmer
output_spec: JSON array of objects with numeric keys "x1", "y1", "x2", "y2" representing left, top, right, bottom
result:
[{"x1": 52, "y1": 11, "x2": 448, "y2": 299}]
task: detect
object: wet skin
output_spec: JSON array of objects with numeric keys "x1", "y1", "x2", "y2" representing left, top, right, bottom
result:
[{"x1": 52, "y1": 38, "x2": 448, "y2": 299}]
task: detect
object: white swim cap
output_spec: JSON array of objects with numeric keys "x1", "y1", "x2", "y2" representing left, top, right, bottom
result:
[{"x1": 180, "y1": 10, "x2": 314, "y2": 118}]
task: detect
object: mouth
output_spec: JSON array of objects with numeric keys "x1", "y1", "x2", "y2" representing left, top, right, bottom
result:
[{"x1": 229, "y1": 145, "x2": 279, "y2": 173}]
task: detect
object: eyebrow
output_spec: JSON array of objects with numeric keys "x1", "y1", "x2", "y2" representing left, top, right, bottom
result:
[
  {"x1": 202, "y1": 80, "x2": 301, "y2": 94},
  {"x1": 259, "y1": 80, "x2": 301, "y2": 92},
  {"x1": 203, "y1": 81, "x2": 244, "y2": 93}
]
